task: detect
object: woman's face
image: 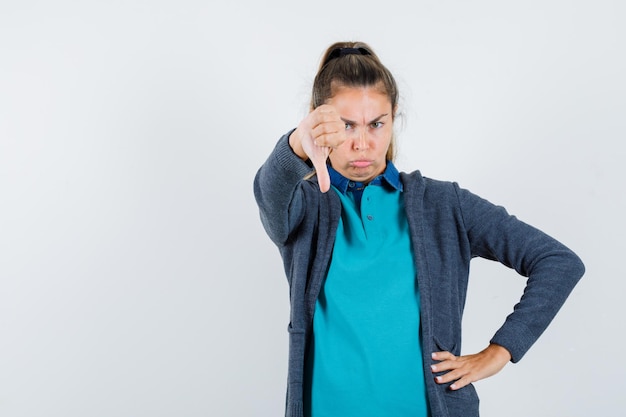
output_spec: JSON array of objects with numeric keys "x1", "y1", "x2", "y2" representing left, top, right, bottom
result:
[{"x1": 326, "y1": 85, "x2": 394, "y2": 184}]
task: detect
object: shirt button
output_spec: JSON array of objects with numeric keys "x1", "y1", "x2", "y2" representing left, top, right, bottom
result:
[
  {"x1": 367, "y1": 215, "x2": 374, "y2": 221},
  {"x1": 348, "y1": 182, "x2": 355, "y2": 188}
]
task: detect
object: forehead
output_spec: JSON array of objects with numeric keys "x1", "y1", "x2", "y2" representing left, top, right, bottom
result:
[
  {"x1": 327, "y1": 85, "x2": 393, "y2": 116},
  {"x1": 327, "y1": 86, "x2": 391, "y2": 105},
  {"x1": 330, "y1": 81, "x2": 390, "y2": 100}
]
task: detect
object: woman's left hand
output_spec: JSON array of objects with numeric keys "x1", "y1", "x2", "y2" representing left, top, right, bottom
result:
[{"x1": 430, "y1": 343, "x2": 512, "y2": 390}]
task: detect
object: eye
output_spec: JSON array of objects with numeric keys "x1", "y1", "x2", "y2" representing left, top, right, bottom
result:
[
  {"x1": 370, "y1": 121, "x2": 383, "y2": 129},
  {"x1": 344, "y1": 122, "x2": 353, "y2": 130}
]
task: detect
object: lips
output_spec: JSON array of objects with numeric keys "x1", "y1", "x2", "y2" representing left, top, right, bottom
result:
[{"x1": 350, "y1": 160, "x2": 373, "y2": 168}]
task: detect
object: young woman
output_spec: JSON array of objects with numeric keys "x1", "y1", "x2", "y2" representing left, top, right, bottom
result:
[{"x1": 253, "y1": 41, "x2": 584, "y2": 417}]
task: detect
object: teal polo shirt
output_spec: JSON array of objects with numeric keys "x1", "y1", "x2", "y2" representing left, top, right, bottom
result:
[{"x1": 304, "y1": 163, "x2": 429, "y2": 417}]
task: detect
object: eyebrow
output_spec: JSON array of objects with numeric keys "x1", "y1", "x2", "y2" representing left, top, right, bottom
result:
[{"x1": 341, "y1": 113, "x2": 390, "y2": 125}]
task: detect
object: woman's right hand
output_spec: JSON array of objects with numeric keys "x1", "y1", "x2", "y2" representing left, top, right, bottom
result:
[{"x1": 289, "y1": 105, "x2": 346, "y2": 193}]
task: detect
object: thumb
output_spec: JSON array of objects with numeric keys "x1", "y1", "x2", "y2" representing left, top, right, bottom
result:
[
  {"x1": 316, "y1": 164, "x2": 331, "y2": 193},
  {"x1": 310, "y1": 150, "x2": 331, "y2": 193}
]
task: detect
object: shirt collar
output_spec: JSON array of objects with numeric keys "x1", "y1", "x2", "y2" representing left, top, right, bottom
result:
[{"x1": 328, "y1": 161, "x2": 403, "y2": 194}]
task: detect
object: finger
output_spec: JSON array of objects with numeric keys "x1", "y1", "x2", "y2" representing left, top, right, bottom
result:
[
  {"x1": 431, "y1": 359, "x2": 462, "y2": 373},
  {"x1": 449, "y1": 375, "x2": 473, "y2": 391},
  {"x1": 310, "y1": 105, "x2": 340, "y2": 127},
  {"x1": 316, "y1": 164, "x2": 331, "y2": 193},
  {"x1": 431, "y1": 351, "x2": 456, "y2": 363},
  {"x1": 309, "y1": 148, "x2": 331, "y2": 193},
  {"x1": 434, "y1": 367, "x2": 465, "y2": 385},
  {"x1": 431, "y1": 352, "x2": 463, "y2": 375},
  {"x1": 312, "y1": 124, "x2": 345, "y2": 148},
  {"x1": 314, "y1": 104, "x2": 340, "y2": 117}
]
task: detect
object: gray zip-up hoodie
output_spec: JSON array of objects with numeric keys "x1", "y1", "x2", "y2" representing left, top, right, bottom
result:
[{"x1": 254, "y1": 133, "x2": 585, "y2": 417}]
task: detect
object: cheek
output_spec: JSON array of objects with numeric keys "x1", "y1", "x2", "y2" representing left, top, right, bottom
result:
[{"x1": 373, "y1": 130, "x2": 392, "y2": 148}]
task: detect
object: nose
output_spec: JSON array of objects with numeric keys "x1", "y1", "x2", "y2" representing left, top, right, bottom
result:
[{"x1": 353, "y1": 129, "x2": 368, "y2": 151}]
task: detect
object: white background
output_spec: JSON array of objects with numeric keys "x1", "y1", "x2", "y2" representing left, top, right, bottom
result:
[{"x1": 1, "y1": 1, "x2": 624, "y2": 416}]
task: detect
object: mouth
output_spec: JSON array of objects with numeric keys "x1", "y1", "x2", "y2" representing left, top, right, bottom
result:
[{"x1": 350, "y1": 160, "x2": 373, "y2": 168}]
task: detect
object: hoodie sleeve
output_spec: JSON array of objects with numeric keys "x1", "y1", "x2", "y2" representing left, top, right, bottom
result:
[
  {"x1": 456, "y1": 184, "x2": 585, "y2": 362},
  {"x1": 253, "y1": 131, "x2": 314, "y2": 246}
]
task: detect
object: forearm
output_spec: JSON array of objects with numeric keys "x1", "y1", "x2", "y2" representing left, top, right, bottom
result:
[
  {"x1": 288, "y1": 128, "x2": 309, "y2": 161},
  {"x1": 490, "y1": 244, "x2": 584, "y2": 362},
  {"x1": 458, "y1": 185, "x2": 585, "y2": 362},
  {"x1": 253, "y1": 131, "x2": 312, "y2": 245}
]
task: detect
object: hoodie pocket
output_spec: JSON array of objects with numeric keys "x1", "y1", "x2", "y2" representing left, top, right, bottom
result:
[{"x1": 433, "y1": 336, "x2": 457, "y2": 355}]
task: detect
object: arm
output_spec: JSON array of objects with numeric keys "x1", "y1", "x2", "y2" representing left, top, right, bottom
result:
[
  {"x1": 253, "y1": 132, "x2": 312, "y2": 246},
  {"x1": 432, "y1": 185, "x2": 585, "y2": 389},
  {"x1": 254, "y1": 106, "x2": 347, "y2": 245}
]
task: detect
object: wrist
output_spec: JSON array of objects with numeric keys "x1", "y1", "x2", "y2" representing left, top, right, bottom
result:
[
  {"x1": 288, "y1": 129, "x2": 308, "y2": 161},
  {"x1": 487, "y1": 343, "x2": 512, "y2": 362}
]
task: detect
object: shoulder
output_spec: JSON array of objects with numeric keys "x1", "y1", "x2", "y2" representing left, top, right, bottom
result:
[
  {"x1": 400, "y1": 170, "x2": 497, "y2": 221},
  {"x1": 400, "y1": 169, "x2": 463, "y2": 199}
]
